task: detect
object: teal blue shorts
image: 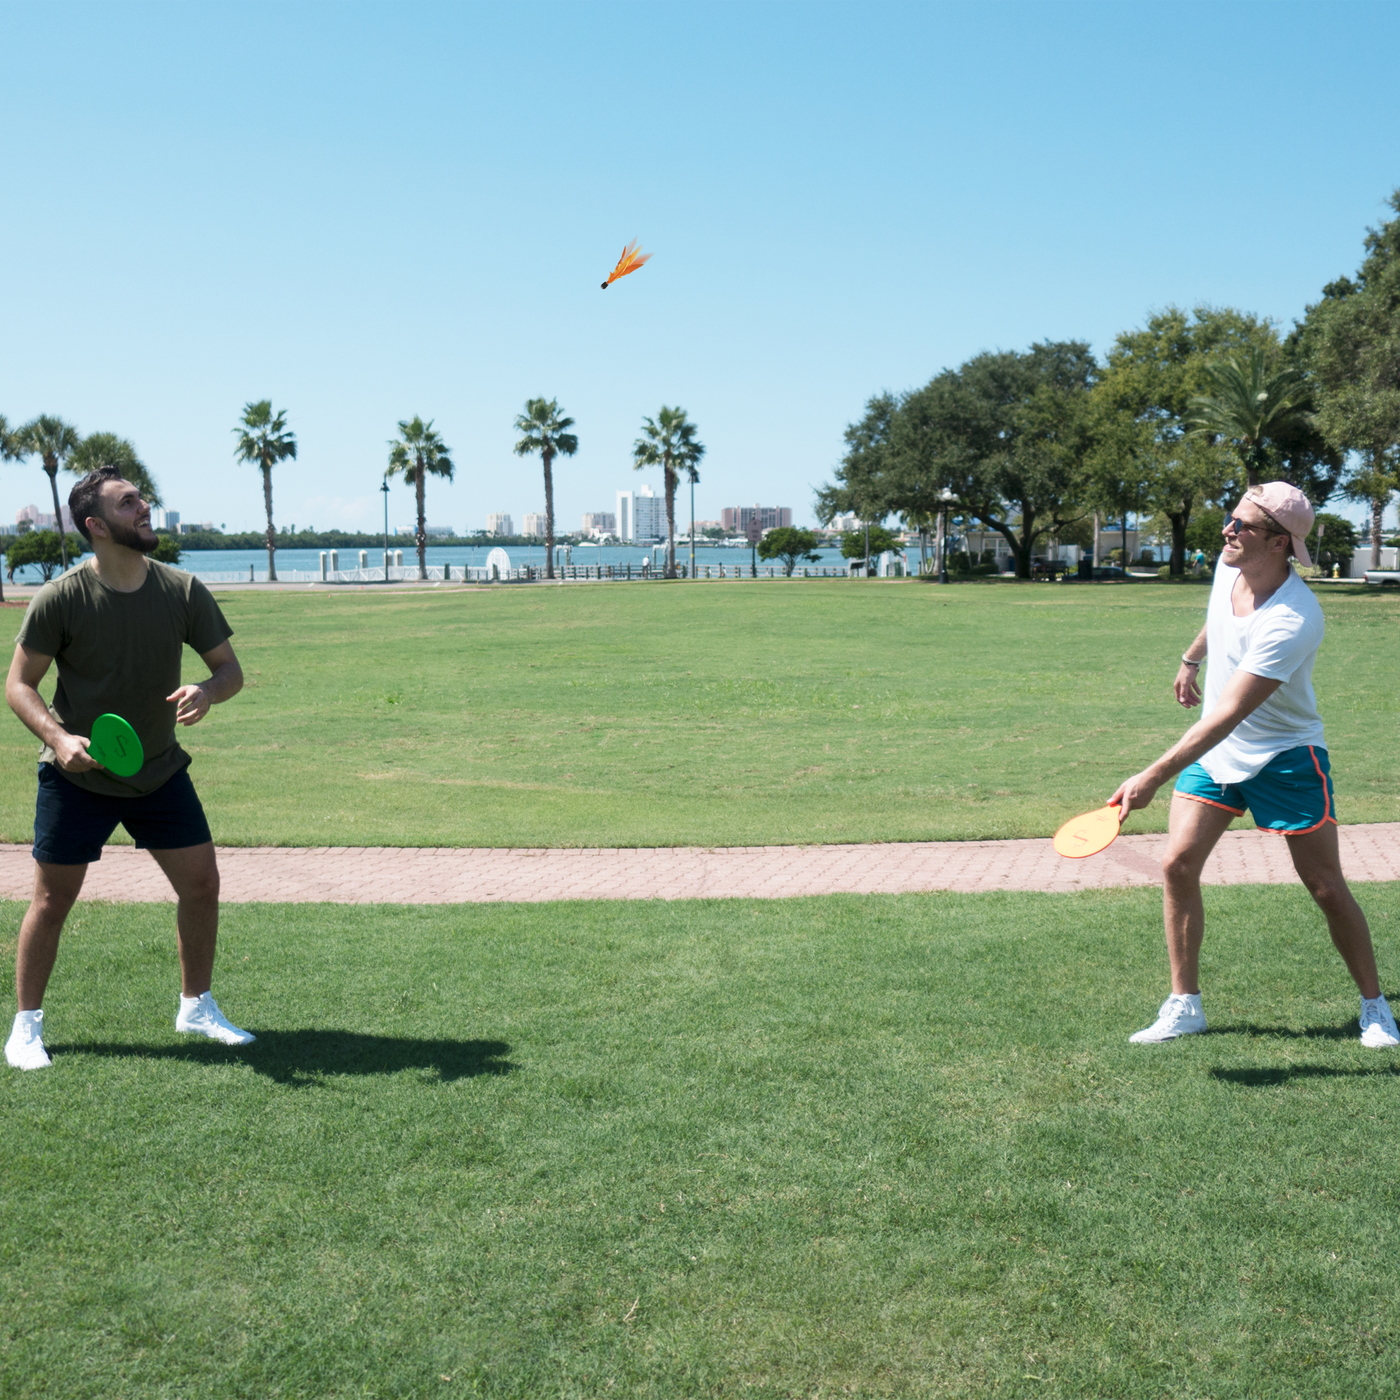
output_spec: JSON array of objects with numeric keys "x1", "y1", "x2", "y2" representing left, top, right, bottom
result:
[{"x1": 1174, "y1": 745, "x2": 1335, "y2": 835}]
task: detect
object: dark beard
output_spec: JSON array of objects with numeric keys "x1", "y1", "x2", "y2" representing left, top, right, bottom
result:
[{"x1": 103, "y1": 518, "x2": 159, "y2": 554}]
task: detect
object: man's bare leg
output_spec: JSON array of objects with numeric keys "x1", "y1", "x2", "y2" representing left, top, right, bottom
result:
[
  {"x1": 1284, "y1": 823, "x2": 1382, "y2": 999},
  {"x1": 147, "y1": 843, "x2": 221, "y2": 997},
  {"x1": 15, "y1": 862, "x2": 88, "y2": 1010},
  {"x1": 1160, "y1": 796, "x2": 1237, "y2": 994}
]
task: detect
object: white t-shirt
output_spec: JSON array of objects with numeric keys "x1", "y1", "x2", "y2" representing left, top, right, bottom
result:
[{"x1": 1199, "y1": 561, "x2": 1326, "y2": 784}]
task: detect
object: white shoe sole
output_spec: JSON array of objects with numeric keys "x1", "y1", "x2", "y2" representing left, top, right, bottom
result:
[
  {"x1": 5, "y1": 1046, "x2": 52, "y2": 1070},
  {"x1": 176, "y1": 1021, "x2": 254, "y2": 1046},
  {"x1": 1129, "y1": 1022, "x2": 1206, "y2": 1044},
  {"x1": 1360, "y1": 1028, "x2": 1400, "y2": 1049}
]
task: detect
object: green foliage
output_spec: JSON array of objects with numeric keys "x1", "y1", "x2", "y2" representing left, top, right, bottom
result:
[
  {"x1": 1187, "y1": 347, "x2": 1315, "y2": 487},
  {"x1": 232, "y1": 400, "x2": 297, "y2": 580},
  {"x1": 838, "y1": 524, "x2": 901, "y2": 561},
  {"x1": 513, "y1": 397, "x2": 579, "y2": 576},
  {"x1": 820, "y1": 344, "x2": 1097, "y2": 579},
  {"x1": 8, "y1": 885, "x2": 1400, "y2": 1395},
  {"x1": 13, "y1": 414, "x2": 83, "y2": 571},
  {"x1": 756, "y1": 526, "x2": 821, "y2": 575},
  {"x1": 1305, "y1": 511, "x2": 1359, "y2": 574},
  {"x1": 3, "y1": 530, "x2": 88, "y2": 582},
  {"x1": 1297, "y1": 188, "x2": 1400, "y2": 562},
  {"x1": 150, "y1": 535, "x2": 183, "y2": 565},
  {"x1": 632, "y1": 406, "x2": 704, "y2": 578},
  {"x1": 67, "y1": 431, "x2": 162, "y2": 507},
  {"x1": 8, "y1": 582, "x2": 1400, "y2": 849},
  {"x1": 386, "y1": 416, "x2": 454, "y2": 578}
]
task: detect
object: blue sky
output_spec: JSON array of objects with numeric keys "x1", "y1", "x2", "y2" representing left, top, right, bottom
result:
[{"x1": 3, "y1": 0, "x2": 1398, "y2": 536}]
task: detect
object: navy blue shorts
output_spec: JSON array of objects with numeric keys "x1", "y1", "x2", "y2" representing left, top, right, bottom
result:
[{"x1": 33, "y1": 763, "x2": 213, "y2": 865}]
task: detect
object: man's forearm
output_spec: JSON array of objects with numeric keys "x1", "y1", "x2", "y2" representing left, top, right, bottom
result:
[
  {"x1": 1183, "y1": 624, "x2": 1208, "y2": 665},
  {"x1": 198, "y1": 660, "x2": 243, "y2": 706},
  {"x1": 1144, "y1": 704, "x2": 1249, "y2": 789},
  {"x1": 5, "y1": 680, "x2": 67, "y2": 750}
]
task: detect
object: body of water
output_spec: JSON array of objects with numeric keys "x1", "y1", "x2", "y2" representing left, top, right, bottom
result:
[{"x1": 7, "y1": 541, "x2": 873, "y2": 585}]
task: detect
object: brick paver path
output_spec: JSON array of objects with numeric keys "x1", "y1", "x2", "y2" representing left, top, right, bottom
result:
[{"x1": 3, "y1": 824, "x2": 1399, "y2": 903}]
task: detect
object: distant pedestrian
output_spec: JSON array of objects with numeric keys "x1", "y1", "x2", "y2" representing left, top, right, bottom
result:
[
  {"x1": 5, "y1": 467, "x2": 253, "y2": 1071},
  {"x1": 1109, "y1": 483, "x2": 1398, "y2": 1048}
]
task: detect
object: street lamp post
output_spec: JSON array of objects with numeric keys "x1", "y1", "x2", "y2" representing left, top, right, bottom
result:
[
  {"x1": 689, "y1": 475, "x2": 696, "y2": 580},
  {"x1": 381, "y1": 479, "x2": 390, "y2": 583},
  {"x1": 937, "y1": 489, "x2": 955, "y2": 585}
]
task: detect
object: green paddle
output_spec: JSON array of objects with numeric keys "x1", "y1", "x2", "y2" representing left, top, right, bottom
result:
[{"x1": 88, "y1": 713, "x2": 144, "y2": 777}]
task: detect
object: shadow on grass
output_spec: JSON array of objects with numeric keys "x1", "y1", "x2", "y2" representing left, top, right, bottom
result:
[
  {"x1": 1211, "y1": 1063, "x2": 1400, "y2": 1087},
  {"x1": 1207, "y1": 1022, "x2": 1357, "y2": 1042},
  {"x1": 52, "y1": 1029, "x2": 516, "y2": 1085}
]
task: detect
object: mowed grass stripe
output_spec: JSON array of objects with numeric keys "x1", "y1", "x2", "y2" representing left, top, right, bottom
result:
[
  {"x1": 4, "y1": 885, "x2": 1400, "y2": 1396},
  {"x1": 3, "y1": 578, "x2": 1398, "y2": 849}
]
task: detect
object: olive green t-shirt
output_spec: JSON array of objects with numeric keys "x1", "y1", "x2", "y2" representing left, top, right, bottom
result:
[{"x1": 16, "y1": 559, "x2": 234, "y2": 797}]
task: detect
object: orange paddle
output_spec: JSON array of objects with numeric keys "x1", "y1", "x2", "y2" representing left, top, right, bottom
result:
[{"x1": 1053, "y1": 803, "x2": 1123, "y2": 859}]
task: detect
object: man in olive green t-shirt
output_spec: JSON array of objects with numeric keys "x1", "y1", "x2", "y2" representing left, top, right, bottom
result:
[{"x1": 5, "y1": 467, "x2": 252, "y2": 1070}]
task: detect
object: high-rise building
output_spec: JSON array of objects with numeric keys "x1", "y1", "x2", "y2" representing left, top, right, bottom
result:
[
  {"x1": 616, "y1": 485, "x2": 666, "y2": 541},
  {"x1": 721, "y1": 505, "x2": 792, "y2": 535},
  {"x1": 486, "y1": 513, "x2": 514, "y2": 536},
  {"x1": 16, "y1": 504, "x2": 74, "y2": 532},
  {"x1": 827, "y1": 512, "x2": 861, "y2": 533},
  {"x1": 582, "y1": 511, "x2": 616, "y2": 537},
  {"x1": 522, "y1": 513, "x2": 548, "y2": 537},
  {"x1": 150, "y1": 508, "x2": 180, "y2": 531}
]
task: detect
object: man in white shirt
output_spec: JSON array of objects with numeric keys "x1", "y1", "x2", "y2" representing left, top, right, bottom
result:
[{"x1": 1109, "y1": 482, "x2": 1399, "y2": 1048}]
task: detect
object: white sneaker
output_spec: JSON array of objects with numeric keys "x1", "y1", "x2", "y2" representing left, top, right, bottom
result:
[
  {"x1": 1360, "y1": 994, "x2": 1400, "y2": 1048},
  {"x1": 175, "y1": 992, "x2": 255, "y2": 1046},
  {"x1": 5, "y1": 1010, "x2": 52, "y2": 1070},
  {"x1": 1129, "y1": 993, "x2": 1207, "y2": 1044}
]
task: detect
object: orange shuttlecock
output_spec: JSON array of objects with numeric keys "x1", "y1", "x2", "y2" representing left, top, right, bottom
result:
[{"x1": 601, "y1": 239, "x2": 651, "y2": 289}]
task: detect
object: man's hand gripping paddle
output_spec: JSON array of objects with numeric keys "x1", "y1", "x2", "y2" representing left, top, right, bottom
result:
[
  {"x1": 1053, "y1": 803, "x2": 1123, "y2": 859},
  {"x1": 88, "y1": 713, "x2": 144, "y2": 777}
]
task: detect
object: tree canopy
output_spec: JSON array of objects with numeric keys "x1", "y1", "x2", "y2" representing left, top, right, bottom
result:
[{"x1": 757, "y1": 527, "x2": 821, "y2": 576}]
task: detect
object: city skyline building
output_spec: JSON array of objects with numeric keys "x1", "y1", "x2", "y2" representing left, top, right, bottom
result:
[
  {"x1": 581, "y1": 511, "x2": 616, "y2": 537},
  {"x1": 485, "y1": 512, "x2": 514, "y2": 536},
  {"x1": 522, "y1": 512, "x2": 547, "y2": 538},
  {"x1": 16, "y1": 504, "x2": 75, "y2": 533},
  {"x1": 616, "y1": 485, "x2": 665, "y2": 542},
  {"x1": 721, "y1": 505, "x2": 792, "y2": 535}
]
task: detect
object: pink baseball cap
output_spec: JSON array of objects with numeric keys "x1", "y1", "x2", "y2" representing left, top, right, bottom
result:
[{"x1": 1241, "y1": 482, "x2": 1314, "y2": 566}]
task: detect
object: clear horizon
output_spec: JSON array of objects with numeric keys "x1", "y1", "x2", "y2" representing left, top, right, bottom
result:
[{"x1": 3, "y1": 0, "x2": 1398, "y2": 536}]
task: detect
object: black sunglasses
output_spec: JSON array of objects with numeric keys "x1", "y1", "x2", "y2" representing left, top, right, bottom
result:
[{"x1": 1223, "y1": 513, "x2": 1285, "y2": 538}]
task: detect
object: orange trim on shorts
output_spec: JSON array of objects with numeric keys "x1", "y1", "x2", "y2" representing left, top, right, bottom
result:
[{"x1": 1173, "y1": 791, "x2": 1245, "y2": 817}]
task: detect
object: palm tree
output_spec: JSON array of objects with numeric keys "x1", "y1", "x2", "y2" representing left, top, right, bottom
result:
[
  {"x1": 1187, "y1": 348, "x2": 1313, "y2": 486},
  {"x1": 68, "y1": 432, "x2": 163, "y2": 508},
  {"x1": 633, "y1": 406, "x2": 705, "y2": 578},
  {"x1": 233, "y1": 401, "x2": 297, "y2": 581},
  {"x1": 386, "y1": 417, "x2": 455, "y2": 579},
  {"x1": 513, "y1": 398, "x2": 578, "y2": 580},
  {"x1": 15, "y1": 415, "x2": 83, "y2": 571}
]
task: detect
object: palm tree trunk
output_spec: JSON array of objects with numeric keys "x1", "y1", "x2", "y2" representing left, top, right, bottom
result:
[
  {"x1": 1372, "y1": 490, "x2": 1384, "y2": 571},
  {"x1": 664, "y1": 466, "x2": 677, "y2": 578},
  {"x1": 416, "y1": 465, "x2": 427, "y2": 579},
  {"x1": 263, "y1": 462, "x2": 277, "y2": 582},
  {"x1": 46, "y1": 463, "x2": 68, "y2": 571},
  {"x1": 543, "y1": 449, "x2": 556, "y2": 581}
]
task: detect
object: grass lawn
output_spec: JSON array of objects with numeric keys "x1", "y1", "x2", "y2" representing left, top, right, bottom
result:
[
  {"x1": 5, "y1": 885, "x2": 1400, "y2": 1397},
  {"x1": 2, "y1": 578, "x2": 1398, "y2": 848}
]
